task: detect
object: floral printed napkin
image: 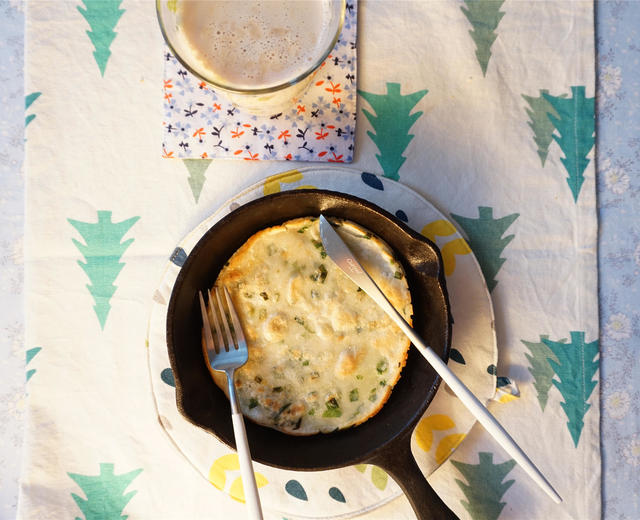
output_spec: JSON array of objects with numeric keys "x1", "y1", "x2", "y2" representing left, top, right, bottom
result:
[{"x1": 161, "y1": 2, "x2": 358, "y2": 162}]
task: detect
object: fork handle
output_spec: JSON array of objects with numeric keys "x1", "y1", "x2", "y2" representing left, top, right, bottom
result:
[{"x1": 231, "y1": 412, "x2": 264, "y2": 520}]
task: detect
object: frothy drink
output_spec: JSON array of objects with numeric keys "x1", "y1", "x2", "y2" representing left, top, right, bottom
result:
[{"x1": 179, "y1": 0, "x2": 336, "y2": 91}]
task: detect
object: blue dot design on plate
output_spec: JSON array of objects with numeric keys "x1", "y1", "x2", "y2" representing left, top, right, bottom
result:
[
  {"x1": 161, "y1": 368, "x2": 176, "y2": 387},
  {"x1": 361, "y1": 172, "x2": 384, "y2": 191},
  {"x1": 285, "y1": 479, "x2": 308, "y2": 501},
  {"x1": 395, "y1": 209, "x2": 408, "y2": 222},
  {"x1": 170, "y1": 247, "x2": 187, "y2": 266},
  {"x1": 449, "y1": 348, "x2": 466, "y2": 364},
  {"x1": 329, "y1": 486, "x2": 346, "y2": 503}
]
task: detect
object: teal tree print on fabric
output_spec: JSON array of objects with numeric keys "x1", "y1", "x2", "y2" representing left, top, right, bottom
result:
[
  {"x1": 68, "y1": 463, "x2": 142, "y2": 520},
  {"x1": 543, "y1": 86, "x2": 595, "y2": 202},
  {"x1": 77, "y1": 0, "x2": 125, "y2": 77},
  {"x1": 26, "y1": 347, "x2": 42, "y2": 382},
  {"x1": 522, "y1": 90, "x2": 564, "y2": 167},
  {"x1": 183, "y1": 158, "x2": 212, "y2": 203},
  {"x1": 450, "y1": 207, "x2": 519, "y2": 292},
  {"x1": 358, "y1": 83, "x2": 428, "y2": 181},
  {"x1": 25, "y1": 92, "x2": 41, "y2": 127},
  {"x1": 451, "y1": 452, "x2": 516, "y2": 520},
  {"x1": 461, "y1": 0, "x2": 505, "y2": 76},
  {"x1": 521, "y1": 335, "x2": 561, "y2": 411},
  {"x1": 69, "y1": 211, "x2": 140, "y2": 330},
  {"x1": 543, "y1": 331, "x2": 599, "y2": 447}
]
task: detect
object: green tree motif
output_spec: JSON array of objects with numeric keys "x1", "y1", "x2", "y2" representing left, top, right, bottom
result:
[
  {"x1": 543, "y1": 86, "x2": 595, "y2": 202},
  {"x1": 521, "y1": 335, "x2": 562, "y2": 411},
  {"x1": 543, "y1": 331, "x2": 599, "y2": 447},
  {"x1": 461, "y1": 0, "x2": 506, "y2": 76},
  {"x1": 77, "y1": 0, "x2": 125, "y2": 77},
  {"x1": 451, "y1": 452, "x2": 516, "y2": 520},
  {"x1": 26, "y1": 346, "x2": 42, "y2": 382},
  {"x1": 68, "y1": 463, "x2": 142, "y2": 520},
  {"x1": 358, "y1": 83, "x2": 428, "y2": 181},
  {"x1": 69, "y1": 211, "x2": 140, "y2": 330},
  {"x1": 183, "y1": 158, "x2": 212, "y2": 203},
  {"x1": 25, "y1": 92, "x2": 42, "y2": 127},
  {"x1": 450, "y1": 207, "x2": 519, "y2": 292},
  {"x1": 522, "y1": 90, "x2": 564, "y2": 167}
]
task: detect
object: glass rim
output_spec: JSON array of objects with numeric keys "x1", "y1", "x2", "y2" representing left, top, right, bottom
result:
[{"x1": 156, "y1": 0, "x2": 346, "y2": 96}]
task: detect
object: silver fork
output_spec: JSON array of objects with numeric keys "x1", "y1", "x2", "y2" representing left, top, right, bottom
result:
[{"x1": 199, "y1": 286, "x2": 264, "y2": 520}]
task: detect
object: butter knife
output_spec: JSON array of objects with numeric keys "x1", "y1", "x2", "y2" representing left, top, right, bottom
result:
[{"x1": 319, "y1": 215, "x2": 562, "y2": 504}]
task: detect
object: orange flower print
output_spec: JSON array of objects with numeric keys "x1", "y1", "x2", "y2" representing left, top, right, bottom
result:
[
  {"x1": 278, "y1": 130, "x2": 291, "y2": 140},
  {"x1": 213, "y1": 103, "x2": 221, "y2": 111},
  {"x1": 315, "y1": 129, "x2": 329, "y2": 140},
  {"x1": 325, "y1": 82, "x2": 341, "y2": 95},
  {"x1": 297, "y1": 105, "x2": 306, "y2": 114},
  {"x1": 192, "y1": 128, "x2": 205, "y2": 139},
  {"x1": 231, "y1": 128, "x2": 245, "y2": 138},
  {"x1": 162, "y1": 147, "x2": 174, "y2": 158},
  {"x1": 163, "y1": 79, "x2": 173, "y2": 89}
]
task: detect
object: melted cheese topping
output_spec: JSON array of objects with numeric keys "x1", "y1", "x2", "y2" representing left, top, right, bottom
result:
[{"x1": 208, "y1": 217, "x2": 413, "y2": 435}]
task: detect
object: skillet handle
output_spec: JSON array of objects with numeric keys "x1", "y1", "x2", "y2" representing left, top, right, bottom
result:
[{"x1": 369, "y1": 431, "x2": 458, "y2": 520}]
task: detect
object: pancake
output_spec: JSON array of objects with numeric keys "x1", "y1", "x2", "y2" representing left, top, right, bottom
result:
[{"x1": 205, "y1": 216, "x2": 413, "y2": 435}]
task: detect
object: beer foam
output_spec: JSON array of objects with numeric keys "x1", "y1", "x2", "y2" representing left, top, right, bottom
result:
[{"x1": 179, "y1": 0, "x2": 335, "y2": 90}]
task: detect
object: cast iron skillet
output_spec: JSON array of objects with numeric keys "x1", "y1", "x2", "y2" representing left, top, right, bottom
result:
[{"x1": 166, "y1": 190, "x2": 457, "y2": 519}]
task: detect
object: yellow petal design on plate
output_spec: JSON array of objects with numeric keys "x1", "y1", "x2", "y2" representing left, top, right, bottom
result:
[
  {"x1": 441, "y1": 238, "x2": 472, "y2": 276},
  {"x1": 497, "y1": 392, "x2": 520, "y2": 404},
  {"x1": 420, "y1": 222, "x2": 471, "y2": 276},
  {"x1": 435, "y1": 433, "x2": 467, "y2": 464},
  {"x1": 263, "y1": 170, "x2": 303, "y2": 195},
  {"x1": 229, "y1": 473, "x2": 269, "y2": 503},
  {"x1": 208, "y1": 454, "x2": 240, "y2": 490},
  {"x1": 295, "y1": 184, "x2": 318, "y2": 190},
  {"x1": 371, "y1": 466, "x2": 388, "y2": 490},
  {"x1": 421, "y1": 220, "x2": 457, "y2": 242},
  {"x1": 415, "y1": 414, "x2": 456, "y2": 452}
]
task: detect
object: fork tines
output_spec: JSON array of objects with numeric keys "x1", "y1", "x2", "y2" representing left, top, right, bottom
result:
[{"x1": 198, "y1": 286, "x2": 246, "y2": 354}]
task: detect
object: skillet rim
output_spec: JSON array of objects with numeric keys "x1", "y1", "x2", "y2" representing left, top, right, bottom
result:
[{"x1": 166, "y1": 189, "x2": 453, "y2": 470}]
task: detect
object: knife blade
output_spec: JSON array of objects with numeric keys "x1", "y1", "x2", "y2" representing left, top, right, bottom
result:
[{"x1": 319, "y1": 214, "x2": 562, "y2": 505}]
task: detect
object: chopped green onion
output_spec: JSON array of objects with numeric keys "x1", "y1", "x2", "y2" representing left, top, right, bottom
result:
[{"x1": 349, "y1": 389, "x2": 359, "y2": 402}]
